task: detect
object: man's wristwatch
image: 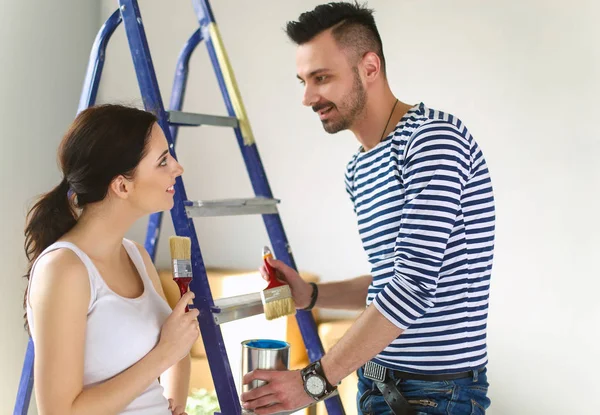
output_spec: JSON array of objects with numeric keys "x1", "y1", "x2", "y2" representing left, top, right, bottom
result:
[{"x1": 300, "y1": 359, "x2": 337, "y2": 401}]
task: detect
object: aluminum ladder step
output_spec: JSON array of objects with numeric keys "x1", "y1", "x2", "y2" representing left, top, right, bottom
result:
[
  {"x1": 211, "y1": 292, "x2": 263, "y2": 325},
  {"x1": 184, "y1": 197, "x2": 279, "y2": 217},
  {"x1": 167, "y1": 110, "x2": 238, "y2": 127}
]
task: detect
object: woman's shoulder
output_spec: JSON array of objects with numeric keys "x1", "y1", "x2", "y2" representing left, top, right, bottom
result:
[
  {"x1": 29, "y1": 244, "x2": 91, "y2": 306},
  {"x1": 34, "y1": 243, "x2": 88, "y2": 277}
]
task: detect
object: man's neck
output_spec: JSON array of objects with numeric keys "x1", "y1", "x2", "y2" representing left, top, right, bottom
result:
[{"x1": 351, "y1": 90, "x2": 413, "y2": 152}]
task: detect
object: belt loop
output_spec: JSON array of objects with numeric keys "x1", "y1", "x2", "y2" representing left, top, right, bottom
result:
[{"x1": 472, "y1": 369, "x2": 479, "y2": 383}]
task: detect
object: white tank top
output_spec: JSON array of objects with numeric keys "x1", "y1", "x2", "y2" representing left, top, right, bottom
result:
[{"x1": 26, "y1": 238, "x2": 173, "y2": 415}]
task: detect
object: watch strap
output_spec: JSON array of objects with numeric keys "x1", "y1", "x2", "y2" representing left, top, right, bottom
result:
[{"x1": 301, "y1": 359, "x2": 337, "y2": 400}]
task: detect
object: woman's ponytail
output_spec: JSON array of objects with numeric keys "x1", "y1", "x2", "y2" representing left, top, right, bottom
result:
[{"x1": 23, "y1": 177, "x2": 77, "y2": 328}]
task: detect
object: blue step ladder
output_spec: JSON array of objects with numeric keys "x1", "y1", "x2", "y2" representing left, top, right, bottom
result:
[{"x1": 14, "y1": 1, "x2": 346, "y2": 414}]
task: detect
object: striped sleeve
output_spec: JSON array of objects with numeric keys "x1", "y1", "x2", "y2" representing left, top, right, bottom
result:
[
  {"x1": 344, "y1": 162, "x2": 356, "y2": 212},
  {"x1": 372, "y1": 121, "x2": 471, "y2": 330}
]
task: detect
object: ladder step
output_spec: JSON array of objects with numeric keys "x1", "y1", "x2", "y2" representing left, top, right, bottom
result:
[
  {"x1": 212, "y1": 292, "x2": 264, "y2": 325},
  {"x1": 167, "y1": 110, "x2": 239, "y2": 128},
  {"x1": 184, "y1": 197, "x2": 279, "y2": 217}
]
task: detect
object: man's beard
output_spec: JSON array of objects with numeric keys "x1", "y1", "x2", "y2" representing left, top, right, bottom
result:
[{"x1": 312, "y1": 67, "x2": 366, "y2": 134}]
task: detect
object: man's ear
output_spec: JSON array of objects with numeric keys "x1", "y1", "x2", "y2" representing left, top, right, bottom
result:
[
  {"x1": 361, "y1": 51, "x2": 382, "y2": 83},
  {"x1": 109, "y1": 175, "x2": 131, "y2": 200}
]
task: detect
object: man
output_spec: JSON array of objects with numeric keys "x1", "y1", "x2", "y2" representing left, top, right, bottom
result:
[{"x1": 241, "y1": 2, "x2": 495, "y2": 414}]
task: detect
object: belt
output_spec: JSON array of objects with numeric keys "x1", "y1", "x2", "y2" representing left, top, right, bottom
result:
[
  {"x1": 362, "y1": 361, "x2": 485, "y2": 415},
  {"x1": 364, "y1": 360, "x2": 484, "y2": 382}
]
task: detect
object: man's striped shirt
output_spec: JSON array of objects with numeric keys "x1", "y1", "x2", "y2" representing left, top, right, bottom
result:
[{"x1": 345, "y1": 102, "x2": 495, "y2": 374}]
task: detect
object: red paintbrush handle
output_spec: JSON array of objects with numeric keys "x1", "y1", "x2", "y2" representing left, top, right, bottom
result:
[
  {"x1": 264, "y1": 255, "x2": 285, "y2": 290},
  {"x1": 174, "y1": 278, "x2": 191, "y2": 312}
]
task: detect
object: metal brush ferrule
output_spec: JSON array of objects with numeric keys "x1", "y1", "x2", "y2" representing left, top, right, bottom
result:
[
  {"x1": 172, "y1": 259, "x2": 192, "y2": 279},
  {"x1": 261, "y1": 285, "x2": 292, "y2": 302},
  {"x1": 262, "y1": 246, "x2": 272, "y2": 257}
]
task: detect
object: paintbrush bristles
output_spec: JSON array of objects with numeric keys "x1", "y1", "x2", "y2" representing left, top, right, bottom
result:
[
  {"x1": 169, "y1": 236, "x2": 191, "y2": 260},
  {"x1": 264, "y1": 297, "x2": 296, "y2": 321},
  {"x1": 262, "y1": 285, "x2": 296, "y2": 320}
]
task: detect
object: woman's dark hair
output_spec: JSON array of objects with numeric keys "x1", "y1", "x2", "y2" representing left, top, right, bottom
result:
[{"x1": 23, "y1": 104, "x2": 157, "y2": 327}]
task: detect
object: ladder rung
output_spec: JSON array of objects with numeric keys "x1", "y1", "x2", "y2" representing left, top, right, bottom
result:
[
  {"x1": 167, "y1": 110, "x2": 239, "y2": 127},
  {"x1": 184, "y1": 197, "x2": 279, "y2": 217},
  {"x1": 212, "y1": 292, "x2": 263, "y2": 325}
]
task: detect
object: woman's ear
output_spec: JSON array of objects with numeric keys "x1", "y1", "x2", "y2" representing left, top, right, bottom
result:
[{"x1": 109, "y1": 175, "x2": 131, "y2": 200}]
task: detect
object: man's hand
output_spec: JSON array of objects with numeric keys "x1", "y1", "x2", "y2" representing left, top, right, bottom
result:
[
  {"x1": 259, "y1": 258, "x2": 313, "y2": 309},
  {"x1": 240, "y1": 369, "x2": 314, "y2": 414}
]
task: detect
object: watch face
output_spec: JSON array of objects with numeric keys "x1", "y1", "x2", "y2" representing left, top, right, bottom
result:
[{"x1": 306, "y1": 375, "x2": 326, "y2": 396}]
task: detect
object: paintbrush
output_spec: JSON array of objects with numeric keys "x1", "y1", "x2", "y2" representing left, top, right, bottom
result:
[
  {"x1": 261, "y1": 246, "x2": 296, "y2": 320},
  {"x1": 169, "y1": 236, "x2": 193, "y2": 312}
]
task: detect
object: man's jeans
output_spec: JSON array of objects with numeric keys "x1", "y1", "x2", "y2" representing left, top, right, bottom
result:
[{"x1": 356, "y1": 366, "x2": 491, "y2": 414}]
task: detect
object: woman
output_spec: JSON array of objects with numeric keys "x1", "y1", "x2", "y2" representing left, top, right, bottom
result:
[{"x1": 24, "y1": 104, "x2": 199, "y2": 415}]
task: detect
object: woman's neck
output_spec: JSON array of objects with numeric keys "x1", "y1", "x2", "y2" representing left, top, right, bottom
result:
[{"x1": 64, "y1": 200, "x2": 138, "y2": 262}]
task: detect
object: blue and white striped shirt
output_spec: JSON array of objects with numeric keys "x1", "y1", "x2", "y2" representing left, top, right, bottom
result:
[{"x1": 345, "y1": 102, "x2": 495, "y2": 374}]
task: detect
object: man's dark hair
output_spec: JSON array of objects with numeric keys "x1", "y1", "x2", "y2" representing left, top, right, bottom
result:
[{"x1": 285, "y1": 1, "x2": 386, "y2": 75}]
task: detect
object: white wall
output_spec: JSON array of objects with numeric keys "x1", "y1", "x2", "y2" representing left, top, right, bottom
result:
[
  {"x1": 0, "y1": 1, "x2": 99, "y2": 414},
  {"x1": 32, "y1": 0, "x2": 599, "y2": 414}
]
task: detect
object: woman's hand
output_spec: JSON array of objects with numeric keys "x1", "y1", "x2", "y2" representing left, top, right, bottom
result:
[
  {"x1": 156, "y1": 291, "x2": 200, "y2": 366},
  {"x1": 168, "y1": 398, "x2": 188, "y2": 415}
]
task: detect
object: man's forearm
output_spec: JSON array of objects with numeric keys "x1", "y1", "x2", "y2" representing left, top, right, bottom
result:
[
  {"x1": 315, "y1": 275, "x2": 371, "y2": 310},
  {"x1": 320, "y1": 304, "x2": 403, "y2": 385}
]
